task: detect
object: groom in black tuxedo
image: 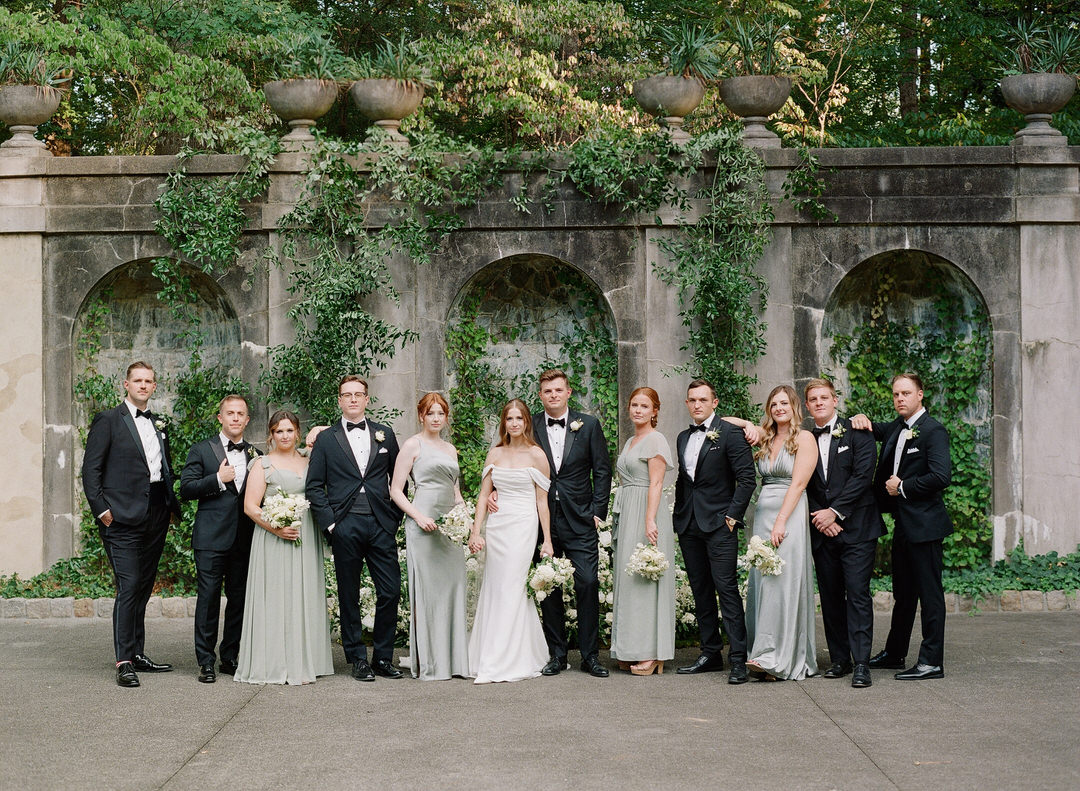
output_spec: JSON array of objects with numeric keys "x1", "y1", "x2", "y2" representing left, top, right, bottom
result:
[
  {"x1": 307, "y1": 375, "x2": 403, "y2": 682},
  {"x1": 804, "y1": 379, "x2": 883, "y2": 689},
  {"x1": 853, "y1": 372, "x2": 952, "y2": 680},
  {"x1": 672, "y1": 379, "x2": 757, "y2": 684},
  {"x1": 82, "y1": 361, "x2": 181, "y2": 687},
  {"x1": 180, "y1": 394, "x2": 260, "y2": 683},
  {"x1": 531, "y1": 369, "x2": 612, "y2": 677}
]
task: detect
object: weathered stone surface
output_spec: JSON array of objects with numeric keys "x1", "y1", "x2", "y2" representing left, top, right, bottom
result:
[
  {"x1": 1021, "y1": 590, "x2": 1046, "y2": 611},
  {"x1": 1000, "y1": 590, "x2": 1023, "y2": 612},
  {"x1": 943, "y1": 593, "x2": 957, "y2": 613},
  {"x1": 1045, "y1": 590, "x2": 1069, "y2": 611},
  {"x1": 144, "y1": 596, "x2": 162, "y2": 619},
  {"x1": 3, "y1": 598, "x2": 27, "y2": 618},
  {"x1": 49, "y1": 597, "x2": 74, "y2": 618},
  {"x1": 24, "y1": 598, "x2": 51, "y2": 618},
  {"x1": 161, "y1": 597, "x2": 187, "y2": 618},
  {"x1": 957, "y1": 595, "x2": 978, "y2": 613},
  {"x1": 873, "y1": 591, "x2": 894, "y2": 612},
  {"x1": 95, "y1": 598, "x2": 114, "y2": 618},
  {"x1": 73, "y1": 598, "x2": 94, "y2": 617},
  {"x1": 187, "y1": 598, "x2": 199, "y2": 617}
]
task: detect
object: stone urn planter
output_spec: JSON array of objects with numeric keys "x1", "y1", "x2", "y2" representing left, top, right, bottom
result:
[
  {"x1": 263, "y1": 79, "x2": 339, "y2": 150},
  {"x1": 718, "y1": 75, "x2": 792, "y2": 148},
  {"x1": 999, "y1": 73, "x2": 1077, "y2": 146},
  {"x1": 349, "y1": 78, "x2": 425, "y2": 145},
  {"x1": 0, "y1": 85, "x2": 62, "y2": 157},
  {"x1": 632, "y1": 75, "x2": 706, "y2": 141}
]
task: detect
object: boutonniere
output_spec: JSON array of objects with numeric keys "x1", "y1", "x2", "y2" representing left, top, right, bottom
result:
[
  {"x1": 569, "y1": 420, "x2": 583, "y2": 432},
  {"x1": 247, "y1": 445, "x2": 258, "y2": 459},
  {"x1": 374, "y1": 430, "x2": 386, "y2": 443},
  {"x1": 705, "y1": 429, "x2": 720, "y2": 441},
  {"x1": 904, "y1": 427, "x2": 919, "y2": 440},
  {"x1": 154, "y1": 417, "x2": 168, "y2": 432},
  {"x1": 831, "y1": 424, "x2": 846, "y2": 438}
]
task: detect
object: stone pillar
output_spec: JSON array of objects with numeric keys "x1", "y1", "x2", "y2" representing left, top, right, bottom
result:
[{"x1": 0, "y1": 160, "x2": 46, "y2": 575}]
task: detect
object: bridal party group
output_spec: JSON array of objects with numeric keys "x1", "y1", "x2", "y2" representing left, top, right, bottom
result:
[{"x1": 82, "y1": 362, "x2": 953, "y2": 690}]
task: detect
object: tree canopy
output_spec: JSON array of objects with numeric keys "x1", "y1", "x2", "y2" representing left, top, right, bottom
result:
[{"x1": 1, "y1": 0, "x2": 1077, "y2": 153}]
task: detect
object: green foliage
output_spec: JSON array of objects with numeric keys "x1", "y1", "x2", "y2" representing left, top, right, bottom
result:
[
  {"x1": 260, "y1": 30, "x2": 353, "y2": 81},
  {"x1": 1002, "y1": 17, "x2": 1080, "y2": 75},
  {"x1": 830, "y1": 270, "x2": 993, "y2": 572},
  {"x1": 657, "y1": 23, "x2": 722, "y2": 81},
  {"x1": 719, "y1": 17, "x2": 793, "y2": 77},
  {"x1": 0, "y1": 40, "x2": 70, "y2": 87},
  {"x1": 357, "y1": 34, "x2": 435, "y2": 88}
]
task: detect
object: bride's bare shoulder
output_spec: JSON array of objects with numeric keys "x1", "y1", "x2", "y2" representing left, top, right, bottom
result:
[{"x1": 528, "y1": 445, "x2": 550, "y2": 474}]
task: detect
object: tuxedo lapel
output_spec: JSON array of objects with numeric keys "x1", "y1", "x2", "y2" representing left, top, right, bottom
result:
[
  {"x1": 825, "y1": 426, "x2": 841, "y2": 481},
  {"x1": 120, "y1": 407, "x2": 148, "y2": 466},
  {"x1": 560, "y1": 411, "x2": 579, "y2": 468},
  {"x1": 693, "y1": 419, "x2": 718, "y2": 479},
  {"x1": 676, "y1": 429, "x2": 689, "y2": 474},
  {"x1": 533, "y1": 413, "x2": 556, "y2": 472},
  {"x1": 333, "y1": 424, "x2": 362, "y2": 476},
  {"x1": 897, "y1": 413, "x2": 929, "y2": 473},
  {"x1": 209, "y1": 439, "x2": 238, "y2": 495}
]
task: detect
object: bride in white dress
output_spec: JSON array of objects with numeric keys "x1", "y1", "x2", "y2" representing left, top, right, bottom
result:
[{"x1": 467, "y1": 399, "x2": 555, "y2": 684}]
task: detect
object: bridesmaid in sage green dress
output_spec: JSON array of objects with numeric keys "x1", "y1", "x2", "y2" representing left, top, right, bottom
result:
[
  {"x1": 609, "y1": 387, "x2": 676, "y2": 676},
  {"x1": 726, "y1": 385, "x2": 819, "y2": 680},
  {"x1": 390, "y1": 393, "x2": 470, "y2": 680},
  {"x1": 236, "y1": 410, "x2": 334, "y2": 685}
]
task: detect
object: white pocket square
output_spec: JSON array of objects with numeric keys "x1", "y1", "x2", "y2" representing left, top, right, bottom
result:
[
  {"x1": 837, "y1": 446, "x2": 850, "y2": 454},
  {"x1": 906, "y1": 447, "x2": 919, "y2": 454},
  {"x1": 378, "y1": 447, "x2": 389, "y2": 454}
]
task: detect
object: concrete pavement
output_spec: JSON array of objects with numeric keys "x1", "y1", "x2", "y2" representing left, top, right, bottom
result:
[{"x1": 1, "y1": 612, "x2": 1078, "y2": 790}]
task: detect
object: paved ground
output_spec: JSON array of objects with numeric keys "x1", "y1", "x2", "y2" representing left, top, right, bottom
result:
[{"x1": 1, "y1": 611, "x2": 1078, "y2": 791}]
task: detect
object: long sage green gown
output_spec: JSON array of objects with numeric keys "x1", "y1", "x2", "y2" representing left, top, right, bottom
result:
[
  {"x1": 609, "y1": 431, "x2": 676, "y2": 663},
  {"x1": 235, "y1": 457, "x2": 334, "y2": 685},
  {"x1": 745, "y1": 446, "x2": 819, "y2": 680},
  {"x1": 403, "y1": 440, "x2": 470, "y2": 680}
]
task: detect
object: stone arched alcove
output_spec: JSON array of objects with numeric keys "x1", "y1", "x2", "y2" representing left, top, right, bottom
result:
[
  {"x1": 445, "y1": 253, "x2": 617, "y2": 427},
  {"x1": 72, "y1": 259, "x2": 243, "y2": 417}
]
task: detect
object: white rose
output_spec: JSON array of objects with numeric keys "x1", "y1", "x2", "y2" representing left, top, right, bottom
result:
[
  {"x1": 598, "y1": 530, "x2": 612, "y2": 547},
  {"x1": 605, "y1": 612, "x2": 613, "y2": 624},
  {"x1": 535, "y1": 591, "x2": 547, "y2": 602},
  {"x1": 361, "y1": 615, "x2": 375, "y2": 630}
]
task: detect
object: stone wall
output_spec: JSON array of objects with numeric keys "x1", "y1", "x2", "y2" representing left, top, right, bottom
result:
[{"x1": 1, "y1": 145, "x2": 1078, "y2": 576}]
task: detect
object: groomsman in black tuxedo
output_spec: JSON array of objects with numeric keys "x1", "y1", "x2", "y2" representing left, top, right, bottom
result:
[
  {"x1": 672, "y1": 379, "x2": 757, "y2": 684},
  {"x1": 306, "y1": 375, "x2": 403, "y2": 682},
  {"x1": 804, "y1": 379, "x2": 884, "y2": 689},
  {"x1": 852, "y1": 372, "x2": 952, "y2": 680},
  {"x1": 82, "y1": 361, "x2": 181, "y2": 687},
  {"x1": 180, "y1": 395, "x2": 260, "y2": 684},
  {"x1": 521, "y1": 369, "x2": 612, "y2": 678}
]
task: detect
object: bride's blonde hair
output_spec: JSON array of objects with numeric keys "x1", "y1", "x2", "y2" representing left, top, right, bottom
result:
[{"x1": 754, "y1": 385, "x2": 802, "y2": 462}]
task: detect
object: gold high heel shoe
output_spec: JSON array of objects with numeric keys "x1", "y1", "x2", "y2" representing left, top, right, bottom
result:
[{"x1": 630, "y1": 660, "x2": 664, "y2": 676}]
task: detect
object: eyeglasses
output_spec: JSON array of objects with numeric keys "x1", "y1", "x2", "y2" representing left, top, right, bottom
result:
[{"x1": 339, "y1": 392, "x2": 368, "y2": 401}]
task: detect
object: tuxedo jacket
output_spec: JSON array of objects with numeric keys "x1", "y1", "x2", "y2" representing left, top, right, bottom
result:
[
  {"x1": 871, "y1": 412, "x2": 953, "y2": 543},
  {"x1": 82, "y1": 403, "x2": 180, "y2": 526},
  {"x1": 806, "y1": 416, "x2": 885, "y2": 548},
  {"x1": 532, "y1": 410, "x2": 612, "y2": 535},
  {"x1": 179, "y1": 437, "x2": 261, "y2": 552},
  {"x1": 306, "y1": 420, "x2": 402, "y2": 538},
  {"x1": 673, "y1": 417, "x2": 757, "y2": 535}
]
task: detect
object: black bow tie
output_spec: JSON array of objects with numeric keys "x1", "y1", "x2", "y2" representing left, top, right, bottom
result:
[
  {"x1": 227, "y1": 441, "x2": 246, "y2": 453},
  {"x1": 346, "y1": 420, "x2": 367, "y2": 432},
  {"x1": 689, "y1": 423, "x2": 708, "y2": 432},
  {"x1": 812, "y1": 425, "x2": 831, "y2": 437},
  {"x1": 547, "y1": 417, "x2": 565, "y2": 428},
  {"x1": 135, "y1": 409, "x2": 153, "y2": 420}
]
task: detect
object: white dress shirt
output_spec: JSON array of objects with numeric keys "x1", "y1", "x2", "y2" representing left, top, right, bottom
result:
[
  {"x1": 544, "y1": 410, "x2": 569, "y2": 472},
  {"x1": 816, "y1": 417, "x2": 836, "y2": 479},
  {"x1": 217, "y1": 432, "x2": 247, "y2": 491},
  {"x1": 893, "y1": 407, "x2": 925, "y2": 498},
  {"x1": 126, "y1": 400, "x2": 163, "y2": 482},
  {"x1": 683, "y1": 414, "x2": 714, "y2": 482},
  {"x1": 343, "y1": 417, "x2": 370, "y2": 480}
]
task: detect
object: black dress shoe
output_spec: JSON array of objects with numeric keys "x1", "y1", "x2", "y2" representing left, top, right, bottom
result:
[
  {"x1": 373, "y1": 658, "x2": 403, "y2": 679},
  {"x1": 219, "y1": 660, "x2": 238, "y2": 676},
  {"x1": 132, "y1": 654, "x2": 173, "y2": 673},
  {"x1": 116, "y1": 662, "x2": 140, "y2": 688},
  {"x1": 851, "y1": 663, "x2": 872, "y2": 688},
  {"x1": 198, "y1": 665, "x2": 216, "y2": 683},
  {"x1": 351, "y1": 660, "x2": 375, "y2": 681},
  {"x1": 727, "y1": 660, "x2": 748, "y2": 685},
  {"x1": 676, "y1": 654, "x2": 724, "y2": 674},
  {"x1": 895, "y1": 663, "x2": 944, "y2": 680},
  {"x1": 580, "y1": 656, "x2": 609, "y2": 677},
  {"x1": 541, "y1": 657, "x2": 568, "y2": 676},
  {"x1": 868, "y1": 650, "x2": 906, "y2": 670},
  {"x1": 824, "y1": 661, "x2": 853, "y2": 679}
]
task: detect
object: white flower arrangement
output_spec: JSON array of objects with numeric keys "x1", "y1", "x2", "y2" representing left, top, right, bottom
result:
[
  {"x1": 625, "y1": 542, "x2": 670, "y2": 581},
  {"x1": 374, "y1": 430, "x2": 386, "y2": 443},
  {"x1": 435, "y1": 500, "x2": 476, "y2": 544},
  {"x1": 737, "y1": 535, "x2": 785, "y2": 577},
  {"x1": 705, "y1": 429, "x2": 720, "y2": 441},
  {"x1": 246, "y1": 445, "x2": 259, "y2": 459},
  {"x1": 831, "y1": 424, "x2": 846, "y2": 438},
  {"x1": 527, "y1": 555, "x2": 575, "y2": 602},
  {"x1": 154, "y1": 417, "x2": 167, "y2": 432},
  {"x1": 569, "y1": 419, "x2": 583, "y2": 432},
  {"x1": 904, "y1": 427, "x2": 919, "y2": 440},
  {"x1": 260, "y1": 487, "x2": 310, "y2": 546}
]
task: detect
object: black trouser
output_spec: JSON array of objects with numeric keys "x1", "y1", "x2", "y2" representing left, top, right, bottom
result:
[
  {"x1": 333, "y1": 513, "x2": 400, "y2": 664},
  {"x1": 539, "y1": 504, "x2": 600, "y2": 661},
  {"x1": 812, "y1": 537, "x2": 877, "y2": 665},
  {"x1": 885, "y1": 530, "x2": 946, "y2": 666},
  {"x1": 677, "y1": 520, "x2": 746, "y2": 662},
  {"x1": 193, "y1": 537, "x2": 250, "y2": 667},
  {"x1": 99, "y1": 483, "x2": 170, "y2": 663}
]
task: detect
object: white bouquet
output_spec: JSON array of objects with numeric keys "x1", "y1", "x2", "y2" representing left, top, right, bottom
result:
[
  {"x1": 261, "y1": 488, "x2": 310, "y2": 546},
  {"x1": 527, "y1": 556, "x2": 575, "y2": 602},
  {"x1": 738, "y1": 535, "x2": 785, "y2": 576},
  {"x1": 625, "y1": 543, "x2": 670, "y2": 581},
  {"x1": 436, "y1": 500, "x2": 475, "y2": 544}
]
